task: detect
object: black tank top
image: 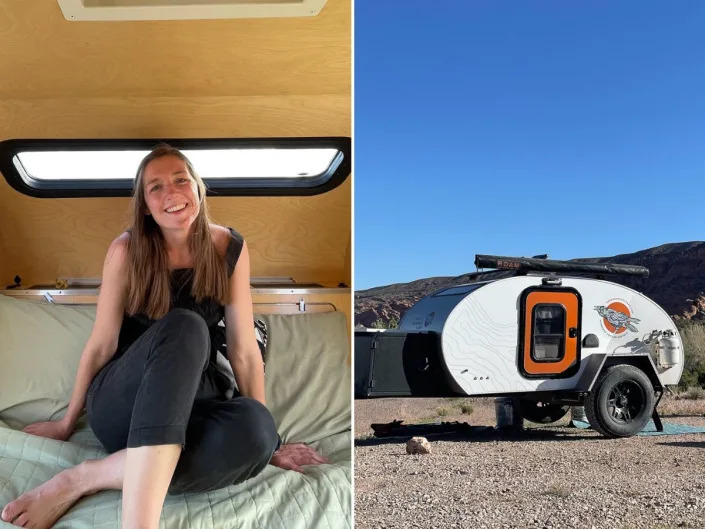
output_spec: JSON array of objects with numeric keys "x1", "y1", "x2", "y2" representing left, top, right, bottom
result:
[{"x1": 114, "y1": 227, "x2": 244, "y2": 393}]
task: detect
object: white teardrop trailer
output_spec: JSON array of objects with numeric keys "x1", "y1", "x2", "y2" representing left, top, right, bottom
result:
[{"x1": 355, "y1": 255, "x2": 684, "y2": 438}]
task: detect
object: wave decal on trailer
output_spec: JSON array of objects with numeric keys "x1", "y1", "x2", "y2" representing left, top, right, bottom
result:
[{"x1": 595, "y1": 299, "x2": 640, "y2": 337}]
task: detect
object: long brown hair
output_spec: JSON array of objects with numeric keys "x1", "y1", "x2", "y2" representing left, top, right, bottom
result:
[{"x1": 125, "y1": 144, "x2": 229, "y2": 319}]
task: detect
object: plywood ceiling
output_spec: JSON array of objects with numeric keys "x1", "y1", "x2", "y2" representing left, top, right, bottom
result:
[{"x1": 0, "y1": 0, "x2": 349, "y2": 99}]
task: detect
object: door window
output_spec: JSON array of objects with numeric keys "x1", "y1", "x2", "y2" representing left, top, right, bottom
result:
[{"x1": 532, "y1": 304, "x2": 565, "y2": 361}]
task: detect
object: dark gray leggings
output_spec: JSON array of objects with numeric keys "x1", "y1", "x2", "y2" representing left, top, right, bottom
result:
[{"x1": 86, "y1": 308, "x2": 279, "y2": 494}]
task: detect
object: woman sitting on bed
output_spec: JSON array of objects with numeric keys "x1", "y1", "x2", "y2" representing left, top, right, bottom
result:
[{"x1": 1, "y1": 144, "x2": 327, "y2": 529}]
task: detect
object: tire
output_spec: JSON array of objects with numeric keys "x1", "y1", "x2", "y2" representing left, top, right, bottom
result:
[
  {"x1": 585, "y1": 364, "x2": 655, "y2": 438},
  {"x1": 517, "y1": 399, "x2": 570, "y2": 424}
]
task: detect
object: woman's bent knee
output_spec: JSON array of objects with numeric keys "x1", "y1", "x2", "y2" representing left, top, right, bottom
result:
[
  {"x1": 202, "y1": 398, "x2": 278, "y2": 463},
  {"x1": 167, "y1": 398, "x2": 279, "y2": 494},
  {"x1": 238, "y1": 398, "x2": 278, "y2": 445},
  {"x1": 159, "y1": 308, "x2": 209, "y2": 337},
  {"x1": 152, "y1": 309, "x2": 210, "y2": 366}
]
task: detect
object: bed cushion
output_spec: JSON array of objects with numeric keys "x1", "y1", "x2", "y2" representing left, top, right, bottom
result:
[
  {"x1": 0, "y1": 294, "x2": 351, "y2": 445},
  {"x1": 0, "y1": 294, "x2": 95, "y2": 430},
  {"x1": 258, "y1": 312, "x2": 351, "y2": 444},
  {"x1": 0, "y1": 293, "x2": 351, "y2": 526},
  {"x1": 0, "y1": 421, "x2": 351, "y2": 528}
]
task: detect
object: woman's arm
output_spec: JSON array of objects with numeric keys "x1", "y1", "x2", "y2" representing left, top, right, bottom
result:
[
  {"x1": 223, "y1": 239, "x2": 330, "y2": 470},
  {"x1": 23, "y1": 235, "x2": 128, "y2": 440},
  {"x1": 224, "y1": 241, "x2": 266, "y2": 404}
]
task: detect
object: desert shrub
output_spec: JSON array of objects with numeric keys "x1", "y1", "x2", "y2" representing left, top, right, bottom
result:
[
  {"x1": 370, "y1": 316, "x2": 399, "y2": 329},
  {"x1": 544, "y1": 485, "x2": 571, "y2": 498},
  {"x1": 680, "y1": 386, "x2": 705, "y2": 400},
  {"x1": 436, "y1": 407, "x2": 450, "y2": 417},
  {"x1": 459, "y1": 402, "x2": 474, "y2": 415},
  {"x1": 679, "y1": 369, "x2": 700, "y2": 390},
  {"x1": 676, "y1": 321, "x2": 705, "y2": 389}
]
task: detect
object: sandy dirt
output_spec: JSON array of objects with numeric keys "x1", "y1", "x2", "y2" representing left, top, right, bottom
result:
[{"x1": 355, "y1": 396, "x2": 705, "y2": 529}]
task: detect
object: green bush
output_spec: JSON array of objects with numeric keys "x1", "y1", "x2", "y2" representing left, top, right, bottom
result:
[
  {"x1": 679, "y1": 370, "x2": 700, "y2": 389},
  {"x1": 436, "y1": 407, "x2": 450, "y2": 417},
  {"x1": 370, "y1": 316, "x2": 400, "y2": 329},
  {"x1": 676, "y1": 321, "x2": 705, "y2": 389},
  {"x1": 544, "y1": 485, "x2": 571, "y2": 498},
  {"x1": 459, "y1": 403, "x2": 474, "y2": 415},
  {"x1": 680, "y1": 386, "x2": 705, "y2": 400}
]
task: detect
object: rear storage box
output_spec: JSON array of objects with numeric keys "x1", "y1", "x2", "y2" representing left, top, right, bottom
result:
[{"x1": 354, "y1": 331, "x2": 454, "y2": 398}]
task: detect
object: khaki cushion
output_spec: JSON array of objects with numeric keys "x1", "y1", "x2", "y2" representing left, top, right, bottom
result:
[
  {"x1": 259, "y1": 312, "x2": 351, "y2": 444},
  {"x1": 0, "y1": 294, "x2": 95, "y2": 430},
  {"x1": 0, "y1": 294, "x2": 350, "y2": 444}
]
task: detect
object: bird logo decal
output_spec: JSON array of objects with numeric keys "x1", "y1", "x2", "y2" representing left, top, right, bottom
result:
[{"x1": 595, "y1": 301, "x2": 640, "y2": 336}]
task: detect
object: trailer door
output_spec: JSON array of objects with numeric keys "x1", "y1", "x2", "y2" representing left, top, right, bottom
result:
[{"x1": 519, "y1": 287, "x2": 581, "y2": 378}]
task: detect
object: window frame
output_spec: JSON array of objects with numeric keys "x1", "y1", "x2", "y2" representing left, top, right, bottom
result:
[
  {"x1": 530, "y1": 303, "x2": 567, "y2": 363},
  {"x1": 0, "y1": 137, "x2": 350, "y2": 198}
]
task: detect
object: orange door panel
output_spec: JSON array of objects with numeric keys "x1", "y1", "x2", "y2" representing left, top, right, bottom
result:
[{"x1": 522, "y1": 290, "x2": 580, "y2": 376}]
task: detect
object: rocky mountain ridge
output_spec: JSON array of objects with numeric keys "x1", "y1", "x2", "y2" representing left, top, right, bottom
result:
[{"x1": 355, "y1": 242, "x2": 705, "y2": 328}]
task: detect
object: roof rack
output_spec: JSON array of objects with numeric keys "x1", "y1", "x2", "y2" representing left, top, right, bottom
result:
[{"x1": 474, "y1": 254, "x2": 649, "y2": 278}]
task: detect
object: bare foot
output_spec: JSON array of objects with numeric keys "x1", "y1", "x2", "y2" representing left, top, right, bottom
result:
[{"x1": 1, "y1": 468, "x2": 83, "y2": 528}]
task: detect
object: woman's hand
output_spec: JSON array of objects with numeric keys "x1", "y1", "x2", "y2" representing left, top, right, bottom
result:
[
  {"x1": 22, "y1": 419, "x2": 72, "y2": 441},
  {"x1": 269, "y1": 443, "x2": 330, "y2": 473}
]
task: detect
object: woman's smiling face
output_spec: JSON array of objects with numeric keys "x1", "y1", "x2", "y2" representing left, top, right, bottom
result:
[{"x1": 141, "y1": 155, "x2": 201, "y2": 229}]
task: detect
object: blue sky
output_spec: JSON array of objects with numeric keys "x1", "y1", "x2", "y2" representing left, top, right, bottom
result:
[{"x1": 354, "y1": 1, "x2": 705, "y2": 290}]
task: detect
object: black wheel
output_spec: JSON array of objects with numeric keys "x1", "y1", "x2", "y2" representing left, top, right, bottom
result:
[
  {"x1": 585, "y1": 364, "x2": 655, "y2": 438},
  {"x1": 517, "y1": 399, "x2": 570, "y2": 424}
]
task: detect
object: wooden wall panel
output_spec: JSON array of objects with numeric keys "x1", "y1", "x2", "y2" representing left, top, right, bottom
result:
[
  {"x1": 0, "y1": 181, "x2": 350, "y2": 287},
  {"x1": 344, "y1": 235, "x2": 351, "y2": 286},
  {"x1": 0, "y1": 94, "x2": 349, "y2": 138},
  {"x1": 0, "y1": 0, "x2": 350, "y2": 292},
  {"x1": 0, "y1": 95, "x2": 350, "y2": 287}
]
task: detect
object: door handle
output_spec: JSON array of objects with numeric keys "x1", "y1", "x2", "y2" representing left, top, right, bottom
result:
[{"x1": 569, "y1": 327, "x2": 578, "y2": 338}]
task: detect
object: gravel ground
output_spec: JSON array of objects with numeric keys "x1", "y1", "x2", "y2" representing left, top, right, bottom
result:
[{"x1": 355, "y1": 397, "x2": 705, "y2": 529}]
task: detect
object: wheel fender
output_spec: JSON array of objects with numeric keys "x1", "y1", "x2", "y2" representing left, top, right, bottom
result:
[{"x1": 601, "y1": 355, "x2": 663, "y2": 391}]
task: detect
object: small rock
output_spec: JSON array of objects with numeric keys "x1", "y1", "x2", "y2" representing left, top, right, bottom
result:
[{"x1": 406, "y1": 436, "x2": 431, "y2": 455}]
